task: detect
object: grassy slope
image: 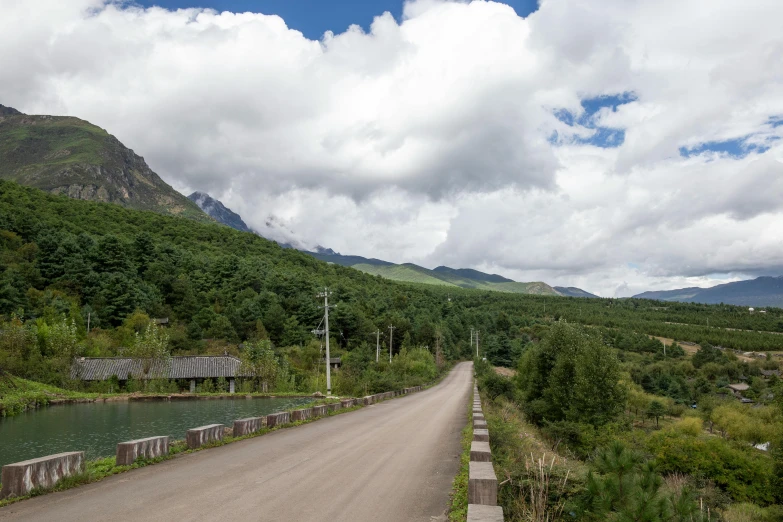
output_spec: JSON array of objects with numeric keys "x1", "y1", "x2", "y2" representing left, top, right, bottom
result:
[
  {"x1": 352, "y1": 262, "x2": 561, "y2": 296},
  {"x1": 352, "y1": 263, "x2": 459, "y2": 286},
  {"x1": 0, "y1": 376, "x2": 100, "y2": 417}
]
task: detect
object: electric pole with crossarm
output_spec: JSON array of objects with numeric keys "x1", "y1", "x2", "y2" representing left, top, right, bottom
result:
[
  {"x1": 388, "y1": 325, "x2": 395, "y2": 363},
  {"x1": 316, "y1": 288, "x2": 332, "y2": 396}
]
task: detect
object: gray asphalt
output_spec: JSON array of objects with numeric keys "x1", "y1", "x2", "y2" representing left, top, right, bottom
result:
[{"x1": 0, "y1": 361, "x2": 472, "y2": 522}]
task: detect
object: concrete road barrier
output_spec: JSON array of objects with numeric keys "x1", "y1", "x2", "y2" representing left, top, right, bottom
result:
[
  {"x1": 473, "y1": 419, "x2": 488, "y2": 430},
  {"x1": 266, "y1": 412, "x2": 290, "y2": 428},
  {"x1": 116, "y1": 436, "x2": 169, "y2": 466},
  {"x1": 468, "y1": 461, "x2": 498, "y2": 505},
  {"x1": 470, "y1": 441, "x2": 492, "y2": 462},
  {"x1": 473, "y1": 429, "x2": 490, "y2": 442},
  {"x1": 291, "y1": 408, "x2": 313, "y2": 422},
  {"x1": 328, "y1": 403, "x2": 342, "y2": 412},
  {"x1": 473, "y1": 413, "x2": 485, "y2": 422},
  {"x1": 467, "y1": 504, "x2": 504, "y2": 522},
  {"x1": 340, "y1": 399, "x2": 355, "y2": 408},
  {"x1": 233, "y1": 417, "x2": 265, "y2": 437},
  {"x1": 187, "y1": 425, "x2": 225, "y2": 449},
  {"x1": 312, "y1": 405, "x2": 328, "y2": 417},
  {"x1": 1, "y1": 452, "x2": 85, "y2": 499},
  {"x1": 363, "y1": 396, "x2": 374, "y2": 405}
]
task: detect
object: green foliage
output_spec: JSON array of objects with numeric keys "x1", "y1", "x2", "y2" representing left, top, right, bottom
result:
[
  {"x1": 646, "y1": 431, "x2": 776, "y2": 505},
  {"x1": 240, "y1": 340, "x2": 279, "y2": 392},
  {"x1": 517, "y1": 322, "x2": 626, "y2": 427},
  {"x1": 576, "y1": 441, "x2": 703, "y2": 522},
  {"x1": 479, "y1": 372, "x2": 514, "y2": 401}
]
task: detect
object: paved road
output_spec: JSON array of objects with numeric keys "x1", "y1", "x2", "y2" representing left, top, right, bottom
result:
[{"x1": 0, "y1": 362, "x2": 472, "y2": 522}]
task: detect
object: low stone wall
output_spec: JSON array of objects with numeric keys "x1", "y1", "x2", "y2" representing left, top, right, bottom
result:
[
  {"x1": 340, "y1": 399, "x2": 355, "y2": 408},
  {"x1": 468, "y1": 461, "x2": 497, "y2": 505},
  {"x1": 265, "y1": 412, "x2": 290, "y2": 428},
  {"x1": 470, "y1": 441, "x2": 492, "y2": 462},
  {"x1": 312, "y1": 405, "x2": 328, "y2": 416},
  {"x1": 362, "y1": 396, "x2": 374, "y2": 405},
  {"x1": 473, "y1": 428, "x2": 489, "y2": 443},
  {"x1": 1, "y1": 452, "x2": 85, "y2": 499},
  {"x1": 467, "y1": 504, "x2": 504, "y2": 522},
  {"x1": 233, "y1": 417, "x2": 264, "y2": 437},
  {"x1": 328, "y1": 403, "x2": 342, "y2": 412},
  {"x1": 187, "y1": 424, "x2": 224, "y2": 449},
  {"x1": 291, "y1": 408, "x2": 313, "y2": 421},
  {"x1": 116, "y1": 436, "x2": 169, "y2": 466},
  {"x1": 468, "y1": 380, "x2": 504, "y2": 518}
]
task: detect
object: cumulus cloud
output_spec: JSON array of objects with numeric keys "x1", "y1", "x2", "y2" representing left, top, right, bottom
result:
[{"x1": 1, "y1": 0, "x2": 782, "y2": 296}]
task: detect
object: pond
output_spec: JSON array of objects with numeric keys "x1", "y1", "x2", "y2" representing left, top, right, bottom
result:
[{"x1": 0, "y1": 397, "x2": 313, "y2": 468}]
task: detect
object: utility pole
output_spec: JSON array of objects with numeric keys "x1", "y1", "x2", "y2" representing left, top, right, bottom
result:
[
  {"x1": 476, "y1": 330, "x2": 480, "y2": 359},
  {"x1": 388, "y1": 325, "x2": 396, "y2": 363},
  {"x1": 316, "y1": 288, "x2": 332, "y2": 396},
  {"x1": 470, "y1": 327, "x2": 474, "y2": 349},
  {"x1": 375, "y1": 329, "x2": 381, "y2": 363},
  {"x1": 87, "y1": 312, "x2": 91, "y2": 333}
]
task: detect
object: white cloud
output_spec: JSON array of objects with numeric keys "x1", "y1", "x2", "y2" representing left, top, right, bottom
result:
[{"x1": 1, "y1": 0, "x2": 782, "y2": 296}]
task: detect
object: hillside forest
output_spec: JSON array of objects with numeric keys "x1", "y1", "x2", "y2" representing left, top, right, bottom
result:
[{"x1": 1, "y1": 181, "x2": 782, "y2": 520}]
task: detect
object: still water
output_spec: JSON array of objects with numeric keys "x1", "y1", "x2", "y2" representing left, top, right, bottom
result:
[{"x1": 0, "y1": 397, "x2": 313, "y2": 468}]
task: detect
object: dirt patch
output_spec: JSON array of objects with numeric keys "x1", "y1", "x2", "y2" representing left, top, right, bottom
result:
[
  {"x1": 649, "y1": 336, "x2": 756, "y2": 362},
  {"x1": 493, "y1": 366, "x2": 516, "y2": 377}
]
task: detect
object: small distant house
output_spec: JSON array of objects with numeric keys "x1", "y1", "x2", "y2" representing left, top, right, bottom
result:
[
  {"x1": 72, "y1": 355, "x2": 244, "y2": 393},
  {"x1": 328, "y1": 357, "x2": 342, "y2": 370},
  {"x1": 152, "y1": 318, "x2": 169, "y2": 326},
  {"x1": 749, "y1": 307, "x2": 755, "y2": 314},
  {"x1": 727, "y1": 383, "x2": 750, "y2": 394},
  {"x1": 727, "y1": 383, "x2": 751, "y2": 401}
]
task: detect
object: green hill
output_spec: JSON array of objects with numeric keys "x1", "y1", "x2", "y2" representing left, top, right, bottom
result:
[
  {"x1": 0, "y1": 106, "x2": 208, "y2": 222},
  {"x1": 348, "y1": 258, "x2": 560, "y2": 296},
  {"x1": 352, "y1": 263, "x2": 459, "y2": 286}
]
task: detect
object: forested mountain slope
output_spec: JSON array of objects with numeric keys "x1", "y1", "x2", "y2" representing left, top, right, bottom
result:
[{"x1": 0, "y1": 106, "x2": 208, "y2": 222}]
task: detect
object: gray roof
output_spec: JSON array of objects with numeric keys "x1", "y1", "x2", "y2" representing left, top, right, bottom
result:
[{"x1": 72, "y1": 356, "x2": 244, "y2": 381}]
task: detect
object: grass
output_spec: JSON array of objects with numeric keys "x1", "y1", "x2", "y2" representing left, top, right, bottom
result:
[
  {"x1": 481, "y1": 397, "x2": 586, "y2": 521},
  {"x1": 448, "y1": 384, "x2": 474, "y2": 521},
  {"x1": 0, "y1": 376, "x2": 104, "y2": 417}
]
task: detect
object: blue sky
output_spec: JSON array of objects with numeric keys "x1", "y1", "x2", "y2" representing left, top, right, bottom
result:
[{"x1": 134, "y1": 0, "x2": 540, "y2": 40}]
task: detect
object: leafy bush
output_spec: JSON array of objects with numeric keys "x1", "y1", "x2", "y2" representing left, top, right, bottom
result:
[
  {"x1": 479, "y1": 372, "x2": 514, "y2": 401},
  {"x1": 646, "y1": 431, "x2": 776, "y2": 505}
]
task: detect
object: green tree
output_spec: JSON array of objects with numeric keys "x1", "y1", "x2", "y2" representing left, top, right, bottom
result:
[
  {"x1": 578, "y1": 442, "x2": 702, "y2": 522},
  {"x1": 647, "y1": 400, "x2": 666, "y2": 427},
  {"x1": 240, "y1": 340, "x2": 279, "y2": 392},
  {"x1": 127, "y1": 323, "x2": 171, "y2": 380}
]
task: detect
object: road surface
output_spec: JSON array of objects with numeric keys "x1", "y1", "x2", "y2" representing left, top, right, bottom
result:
[{"x1": 0, "y1": 362, "x2": 472, "y2": 522}]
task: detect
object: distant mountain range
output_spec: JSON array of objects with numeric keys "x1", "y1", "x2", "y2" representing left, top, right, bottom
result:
[
  {"x1": 0, "y1": 103, "x2": 603, "y2": 298},
  {"x1": 308, "y1": 247, "x2": 598, "y2": 297},
  {"x1": 0, "y1": 105, "x2": 208, "y2": 222},
  {"x1": 634, "y1": 277, "x2": 783, "y2": 307}
]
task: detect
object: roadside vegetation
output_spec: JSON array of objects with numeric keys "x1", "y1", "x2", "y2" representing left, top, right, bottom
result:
[{"x1": 474, "y1": 321, "x2": 783, "y2": 521}]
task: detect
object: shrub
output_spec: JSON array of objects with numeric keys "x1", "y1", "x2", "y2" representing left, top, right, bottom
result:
[
  {"x1": 480, "y1": 372, "x2": 514, "y2": 401},
  {"x1": 669, "y1": 417, "x2": 703, "y2": 437}
]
